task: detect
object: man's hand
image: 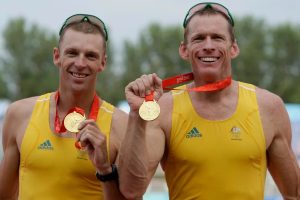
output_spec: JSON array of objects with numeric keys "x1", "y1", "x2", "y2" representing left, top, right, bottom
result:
[
  {"x1": 77, "y1": 119, "x2": 111, "y2": 173},
  {"x1": 125, "y1": 73, "x2": 163, "y2": 112}
]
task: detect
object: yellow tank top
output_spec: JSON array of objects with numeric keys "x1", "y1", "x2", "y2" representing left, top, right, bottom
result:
[
  {"x1": 19, "y1": 93, "x2": 114, "y2": 200},
  {"x1": 165, "y1": 82, "x2": 267, "y2": 200}
]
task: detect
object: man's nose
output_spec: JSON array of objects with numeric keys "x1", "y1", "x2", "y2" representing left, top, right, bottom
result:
[
  {"x1": 202, "y1": 38, "x2": 215, "y2": 51},
  {"x1": 74, "y1": 54, "x2": 87, "y2": 68}
]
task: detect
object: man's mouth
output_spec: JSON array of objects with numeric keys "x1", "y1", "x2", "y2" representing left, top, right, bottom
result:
[
  {"x1": 200, "y1": 57, "x2": 219, "y2": 63},
  {"x1": 70, "y1": 72, "x2": 88, "y2": 78}
]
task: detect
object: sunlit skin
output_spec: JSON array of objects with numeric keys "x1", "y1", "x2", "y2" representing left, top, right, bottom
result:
[
  {"x1": 53, "y1": 29, "x2": 106, "y2": 100},
  {"x1": 179, "y1": 14, "x2": 239, "y2": 85},
  {"x1": 120, "y1": 10, "x2": 299, "y2": 200},
  {"x1": 0, "y1": 17, "x2": 130, "y2": 199}
]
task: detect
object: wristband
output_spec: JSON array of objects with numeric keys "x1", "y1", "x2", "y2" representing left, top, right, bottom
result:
[{"x1": 96, "y1": 164, "x2": 118, "y2": 182}]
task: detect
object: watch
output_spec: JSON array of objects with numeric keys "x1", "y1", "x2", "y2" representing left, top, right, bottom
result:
[{"x1": 96, "y1": 164, "x2": 118, "y2": 182}]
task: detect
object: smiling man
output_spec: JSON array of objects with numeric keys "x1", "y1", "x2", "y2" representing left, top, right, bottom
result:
[
  {"x1": 0, "y1": 14, "x2": 128, "y2": 200},
  {"x1": 119, "y1": 2, "x2": 300, "y2": 200}
]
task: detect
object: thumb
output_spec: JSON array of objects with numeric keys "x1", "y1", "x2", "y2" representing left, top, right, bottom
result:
[{"x1": 152, "y1": 73, "x2": 163, "y2": 100}]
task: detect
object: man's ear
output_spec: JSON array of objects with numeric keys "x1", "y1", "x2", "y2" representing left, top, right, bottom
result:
[
  {"x1": 97, "y1": 54, "x2": 107, "y2": 72},
  {"x1": 230, "y1": 40, "x2": 240, "y2": 59},
  {"x1": 179, "y1": 41, "x2": 189, "y2": 61},
  {"x1": 53, "y1": 47, "x2": 61, "y2": 67}
]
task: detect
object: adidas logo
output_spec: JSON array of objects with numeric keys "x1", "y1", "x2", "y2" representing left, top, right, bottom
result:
[
  {"x1": 77, "y1": 149, "x2": 88, "y2": 160},
  {"x1": 230, "y1": 126, "x2": 242, "y2": 140},
  {"x1": 186, "y1": 127, "x2": 202, "y2": 138},
  {"x1": 38, "y1": 139, "x2": 54, "y2": 150}
]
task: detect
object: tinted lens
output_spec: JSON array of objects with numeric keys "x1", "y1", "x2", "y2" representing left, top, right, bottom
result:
[
  {"x1": 59, "y1": 14, "x2": 108, "y2": 41},
  {"x1": 183, "y1": 2, "x2": 234, "y2": 27}
]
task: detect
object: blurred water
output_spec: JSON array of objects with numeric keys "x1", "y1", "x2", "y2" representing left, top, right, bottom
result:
[{"x1": 143, "y1": 193, "x2": 282, "y2": 200}]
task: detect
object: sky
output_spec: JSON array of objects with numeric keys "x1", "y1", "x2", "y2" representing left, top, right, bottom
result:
[{"x1": 1, "y1": 0, "x2": 300, "y2": 50}]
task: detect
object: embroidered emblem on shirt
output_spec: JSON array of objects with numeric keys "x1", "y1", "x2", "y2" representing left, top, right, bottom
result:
[
  {"x1": 230, "y1": 126, "x2": 242, "y2": 140},
  {"x1": 77, "y1": 149, "x2": 88, "y2": 160},
  {"x1": 186, "y1": 127, "x2": 202, "y2": 138},
  {"x1": 38, "y1": 139, "x2": 54, "y2": 150}
]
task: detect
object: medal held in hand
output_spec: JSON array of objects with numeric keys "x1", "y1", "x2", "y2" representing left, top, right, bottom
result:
[
  {"x1": 139, "y1": 91, "x2": 160, "y2": 121},
  {"x1": 139, "y1": 100, "x2": 160, "y2": 121},
  {"x1": 64, "y1": 111, "x2": 86, "y2": 133},
  {"x1": 54, "y1": 92, "x2": 101, "y2": 149}
]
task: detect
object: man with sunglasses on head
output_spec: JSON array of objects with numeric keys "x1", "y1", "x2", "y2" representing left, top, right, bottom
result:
[
  {"x1": 0, "y1": 14, "x2": 128, "y2": 199},
  {"x1": 119, "y1": 2, "x2": 300, "y2": 200}
]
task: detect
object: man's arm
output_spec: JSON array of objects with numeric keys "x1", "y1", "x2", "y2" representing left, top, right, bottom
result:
[
  {"x1": 118, "y1": 74, "x2": 166, "y2": 199},
  {"x1": 258, "y1": 89, "x2": 300, "y2": 199},
  {"x1": 78, "y1": 109, "x2": 129, "y2": 200},
  {"x1": 101, "y1": 109, "x2": 130, "y2": 200},
  {"x1": 0, "y1": 103, "x2": 22, "y2": 199},
  {"x1": 119, "y1": 111, "x2": 165, "y2": 199}
]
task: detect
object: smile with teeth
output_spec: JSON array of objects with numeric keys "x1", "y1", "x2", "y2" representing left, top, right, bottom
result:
[
  {"x1": 200, "y1": 57, "x2": 218, "y2": 62},
  {"x1": 71, "y1": 72, "x2": 88, "y2": 78}
]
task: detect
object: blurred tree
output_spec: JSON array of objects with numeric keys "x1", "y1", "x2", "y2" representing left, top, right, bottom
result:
[
  {"x1": 233, "y1": 17, "x2": 300, "y2": 103},
  {"x1": 266, "y1": 24, "x2": 300, "y2": 103},
  {"x1": 233, "y1": 16, "x2": 268, "y2": 86},
  {"x1": 122, "y1": 20, "x2": 270, "y2": 94},
  {"x1": 0, "y1": 68, "x2": 9, "y2": 99},
  {"x1": 1, "y1": 18, "x2": 58, "y2": 100},
  {"x1": 0, "y1": 54, "x2": 8, "y2": 98},
  {"x1": 120, "y1": 23, "x2": 189, "y2": 90},
  {"x1": 121, "y1": 19, "x2": 300, "y2": 103},
  {"x1": 0, "y1": 17, "x2": 118, "y2": 103},
  {"x1": 1, "y1": 17, "x2": 300, "y2": 104},
  {"x1": 96, "y1": 41, "x2": 121, "y2": 105}
]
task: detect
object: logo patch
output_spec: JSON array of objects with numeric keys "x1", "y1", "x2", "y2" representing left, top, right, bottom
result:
[
  {"x1": 77, "y1": 149, "x2": 88, "y2": 160},
  {"x1": 230, "y1": 126, "x2": 242, "y2": 140},
  {"x1": 186, "y1": 127, "x2": 202, "y2": 138},
  {"x1": 38, "y1": 139, "x2": 54, "y2": 150}
]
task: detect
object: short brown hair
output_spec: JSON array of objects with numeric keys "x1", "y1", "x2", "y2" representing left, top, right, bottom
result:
[
  {"x1": 59, "y1": 22, "x2": 106, "y2": 50},
  {"x1": 183, "y1": 7, "x2": 235, "y2": 44}
]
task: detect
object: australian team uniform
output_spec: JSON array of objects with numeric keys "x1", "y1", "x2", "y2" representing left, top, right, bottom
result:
[
  {"x1": 19, "y1": 93, "x2": 114, "y2": 200},
  {"x1": 164, "y1": 82, "x2": 267, "y2": 200}
]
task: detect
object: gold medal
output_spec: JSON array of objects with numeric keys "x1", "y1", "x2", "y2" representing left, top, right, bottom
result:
[
  {"x1": 64, "y1": 111, "x2": 86, "y2": 133},
  {"x1": 139, "y1": 100, "x2": 160, "y2": 121}
]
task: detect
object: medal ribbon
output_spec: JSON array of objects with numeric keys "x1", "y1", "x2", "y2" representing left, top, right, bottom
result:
[
  {"x1": 144, "y1": 72, "x2": 231, "y2": 101},
  {"x1": 145, "y1": 91, "x2": 155, "y2": 101},
  {"x1": 162, "y1": 72, "x2": 232, "y2": 92},
  {"x1": 54, "y1": 91, "x2": 100, "y2": 134}
]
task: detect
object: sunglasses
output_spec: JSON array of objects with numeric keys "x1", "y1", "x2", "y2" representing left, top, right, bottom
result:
[
  {"x1": 59, "y1": 14, "x2": 108, "y2": 41},
  {"x1": 183, "y1": 2, "x2": 234, "y2": 28}
]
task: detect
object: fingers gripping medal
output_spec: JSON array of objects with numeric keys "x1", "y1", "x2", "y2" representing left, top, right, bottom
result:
[
  {"x1": 54, "y1": 92, "x2": 101, "y2": 149},
  {"x1": 64, "y1": 111, "x2": 86, "y2": 133},
  {"x1": 64, "y1": 111, "x2": 86, "y2": 149},
  {"x1": 139, "y1": 91, "x2": 160, "y2": 121}
]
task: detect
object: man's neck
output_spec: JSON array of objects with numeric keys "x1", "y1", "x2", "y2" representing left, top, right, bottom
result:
[
  {"x1": 57, "y1": 90, "x2": 97, "y2": 115},
  {"x1": 188, "y1": 80, "x2": 236, "y2": 102}
]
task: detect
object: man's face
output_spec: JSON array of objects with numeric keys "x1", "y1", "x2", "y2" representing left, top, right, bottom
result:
[
  {"x1": 53, "y1": 29, "x2": 106, "y2": 93},
  {"x1": 180, "y1": 14, "x2": 239, "y2": 82}
]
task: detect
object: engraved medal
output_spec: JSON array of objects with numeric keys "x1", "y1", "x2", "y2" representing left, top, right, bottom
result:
[
  {"x1": 139, "y1": 100, "x2": 160, "y2": 121},
  {"x1": 64, "y1": 111, "x2": 86, "y2": 133}
]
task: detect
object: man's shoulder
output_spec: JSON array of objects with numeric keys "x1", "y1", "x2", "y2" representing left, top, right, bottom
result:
[
  {"x1": 255, "y1": 86, "x2": 285, "y2": 119},
  {"x1": 256, "y1": 87, "x2": 283, "y2": 106},
  {"x1": 7, "y1": 96, "x2": 41, "y2": 120},
  {"x1": 239, "y1": 82, "x2": 281, "y2": 105},
  {"x1": 2, "y1": 96, "x2": 42, "y2": 142},
  {"x1": 112, "y1": 107, "x2": 128, "y2": 122},
  {"x1": 158, "y1": 92, "x2": 173, "y2": 109}
]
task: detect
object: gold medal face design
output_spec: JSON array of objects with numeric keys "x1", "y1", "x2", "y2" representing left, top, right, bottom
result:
[
  {"x1": 139, "y1": 100, "x2": 160, "y2": 121},
  {"x1": 64, "y1": 112, "x2": 86, "y2": 133}
]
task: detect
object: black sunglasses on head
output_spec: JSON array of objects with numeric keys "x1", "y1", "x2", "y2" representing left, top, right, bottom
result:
[
  {"x1": 59, "y1": 14, "x2": 108, "y2": 41},
  {"x1": 183, "y1": 2, "x2": 234, "y2": 28}
]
